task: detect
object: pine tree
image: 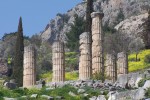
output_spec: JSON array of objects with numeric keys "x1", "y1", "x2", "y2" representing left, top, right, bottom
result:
[
  {"x1": 66, "y1": 15, "x2": 85, "y2": 51},
  {"x1": 142, "y1": 10, "x2": 150, "y2": 49},
  {"x1": 12, "y1": 17, "x2": 24, "y2": 86},
  {"x1": 85, "y1": 0, "x2": 93, "y2": 33}
]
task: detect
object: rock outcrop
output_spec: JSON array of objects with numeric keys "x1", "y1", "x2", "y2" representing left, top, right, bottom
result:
[{"x1": 40, "y1": 0, "x2": 150, "y2": 44}]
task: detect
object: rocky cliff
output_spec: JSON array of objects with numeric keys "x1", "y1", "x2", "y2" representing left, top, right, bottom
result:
[{"x1": 40, "y1": 0, "x2": 150, "y2": 43}]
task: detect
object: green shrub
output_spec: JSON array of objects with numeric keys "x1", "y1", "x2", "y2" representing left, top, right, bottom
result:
[
  {"x1": 138, "y1": 79, "x2": 146, "y2": 87},
  {"x1": 145, "y1": 54, "x2": 150, "y2": 63},
  {"x1": 138, "y1": 77, "x2": 150, "y2": 87},
  {"x1": 81, "y1": 86, "x2": 101, "y2": 98},
  {"x1": 92, "y1": 71, "x2": 105, "y2": 81},
  {"x1": 65, "y1": 52, "x2": 78, "y2": 71},
  {"x1": 145, "y1": 88, "x2": 150, "y2": 98}
]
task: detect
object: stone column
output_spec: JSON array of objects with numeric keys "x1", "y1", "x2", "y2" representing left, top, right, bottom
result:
[
  {"x1": 79, "y1": 32, "x2": 92, "y2": 80},
  {"x1": 117, "y1": 52, "x2": 128, "y2": 75},
  {"x1": 105, "y1": 53, "x2": 117, "y2": 82},
  {"x1": 91, "y1": 12, "x2": 104, "y2": 75},
  {"x1": 52, "y1": 41, "x2": 65, "y2": 82},
  {"x1": 23, "y1": 45, "x2": 36, "y2": 88}
]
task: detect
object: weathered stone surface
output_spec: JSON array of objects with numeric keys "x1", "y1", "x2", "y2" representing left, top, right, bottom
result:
[
  {"x1": 83, "y1": 93, "x2": 89, "y2": 97},
  {"x1": 89, "y1": 96, "x2": 97, "y2": 100},
  {"x1": 77, "y1": 89, "x2": 85, "y2": 94},
  {"x1": 30, "y1": 94, "x2": 38, "y2": 98},
  {"x1": 105, "y1": 54, "x2": 117, "y2": 83},
  {"x1": 4, "y1": 82, "x2": 17, "y2": 89},
  {"x1": 79, "y1": 32, "x2": 92, "y2": 80},
  {"x1": 91, "y1": 12, "x2": 104, "y2": 75},
  {"x1": 68, "y1": 91, "x2": 76, "y2": 97},
  {"x1": 143, "y1": 80, "x2": 150, "y2": 89},
  {"x1": 117, "y1": 52, "x2": 128, "y2": 75},
  {"x1": 145, "y1": 98, "x2": 150, "y2": 100},
  {"x1": 52, "y1": 41, "x2": 65, "y2": 82},
  {"x1": 116, "y1": 74, "x2": 128, "y2": 88},
  {"x1": 41, "y1": 95, "x2": 54, "y2": 100},
  {"x1": 133, "y1": 87, "x2": 145, "y2": 100},
  {"x1": 108, "y1": 91, "x2": 118, "y2": 100},
  {"x1": 96, "y1": 95, "x2": 106, "y2": 100},
  {"x1": 23, "y1": 45, "x2": 36, "y2": 88},
  {"x1": 135, "y1": 77, "x2": 143, "y2": 88},
  {"x1": 3, "y1": 97, "x2": 17, "y2": 100}
]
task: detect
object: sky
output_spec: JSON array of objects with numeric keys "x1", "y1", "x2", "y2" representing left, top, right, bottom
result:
[{"x1": 0, "y1": 0, "x2": 82, "y2": 39}]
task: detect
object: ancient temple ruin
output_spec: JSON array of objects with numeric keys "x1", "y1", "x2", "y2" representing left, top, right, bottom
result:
[
  {"x1": 52, "y1": 41, "x2": 65, "y2": 82},
  {"x1": 117, "y1": 52, "x2": 128, "y2": 75},
  {"x1": 105, "y1": 53, "x2": 117, "y2": 82},
  {"x1": 79, "y1": 32, "x2": 92, "y2": 80},
  {"x1": 91, "y1": 12, "x2": 104, "y2": 74},
  {"x1": 23, "y1": 45, "x2": 36, "y2": 88}
]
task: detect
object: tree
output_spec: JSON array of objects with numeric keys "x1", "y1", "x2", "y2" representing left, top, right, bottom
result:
[
  {"x1": 30, "y1": 34, "x2": 42, "y2": 47},
  {"x1": 104, "y1": 31, "x2": 133, "y2": 56},
  {"x1": 85, "y1": 0, "x2": 93, "y2": 33},
  {"x1": 12, "y1": 17, "x2": 24, "y2": 86},
  {"x1": 129, "y1": 37, "x2": 145, "y2": 61},
  {"x1": 66, "y1": 15, "x2": 85, "y2": 51},
  {"x1": 142, "y1": 10, "x2": 150, "y2": 49}
]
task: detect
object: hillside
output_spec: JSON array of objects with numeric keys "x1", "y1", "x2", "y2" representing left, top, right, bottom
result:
[{"x1": 40, "y1": 0, "x2": 150, "y2": 44}]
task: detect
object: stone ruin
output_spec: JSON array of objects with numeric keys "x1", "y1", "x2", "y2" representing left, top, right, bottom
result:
[
  {"x1": 105, "y1": 53, "x2": 117, "y2": 83},
  {"x1": 23, "y1": 44, "x2": 36, "y2": 88},
  {"x1": 91, "y1": 12, "x2": 104, "y2": 74},
  {"x1": 20, "y1": 12, "x2": 129, "y2": 87},
  {"x1": 117, "y1": 52, "x2": 128, "y2": 75},
  {"x1": 52, "y1": 41, "x2": 65, "y2": 82},
  {"x1": 79, "y1": 32, "x2": 92, "y2": 80}
]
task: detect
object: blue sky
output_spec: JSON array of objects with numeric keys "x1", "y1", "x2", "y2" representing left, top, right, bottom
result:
[{"x1": 0, "y1": 0, "x2": 82, "y2": 39}]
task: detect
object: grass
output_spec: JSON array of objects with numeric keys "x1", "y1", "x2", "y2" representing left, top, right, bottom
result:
[
  {"x1": 39, "y1": 71, "x2": 79, "y2": 82},
  {"x1": 65, "y1": 71, "x2": 79, "y2": 81},
  {"x1": 0, "y1": 85, "x2": 103, "y2": 100},
  {"x1": 128, "y1": 50, "x2": 150, "y2": 72},
  {"x1": 0, "y1": 79, "x2": 4, "y2": 85}
]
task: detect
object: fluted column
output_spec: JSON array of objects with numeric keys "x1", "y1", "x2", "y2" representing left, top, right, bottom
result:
[
  {"x1": 23, "y1": 45, "x2": 36, "y2": 88},
  {"x1": 52, "y1": 41, "x2": 65, "y2": 82},
  {"x1": 91, "y1": 12, "x2": 104, "y2": 76},
  {"x1": 105, "y1": 53, "x2": 117, "y2": 83},
  {"x1": 79, "y1": 32, "x2": 92, "y2": 80},
  {"x1": 117, "y1": 52, "x2": 128, "y2": 75}
]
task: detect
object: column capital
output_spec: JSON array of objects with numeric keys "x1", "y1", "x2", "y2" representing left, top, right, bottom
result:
[{"x1": 91, "y1": 12, "x2": 104, "y2": 19}]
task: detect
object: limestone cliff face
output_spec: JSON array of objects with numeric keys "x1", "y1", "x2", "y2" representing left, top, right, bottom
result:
[
  {"x1": 115, "y1": 13, "x2": 148, "y2": 37},
  {"x1": 101, "y1": 0, "x2": 150, "y2": 26},
  {"x1": 40, "y1": 0, "x2": 150, "y2": 43}
]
